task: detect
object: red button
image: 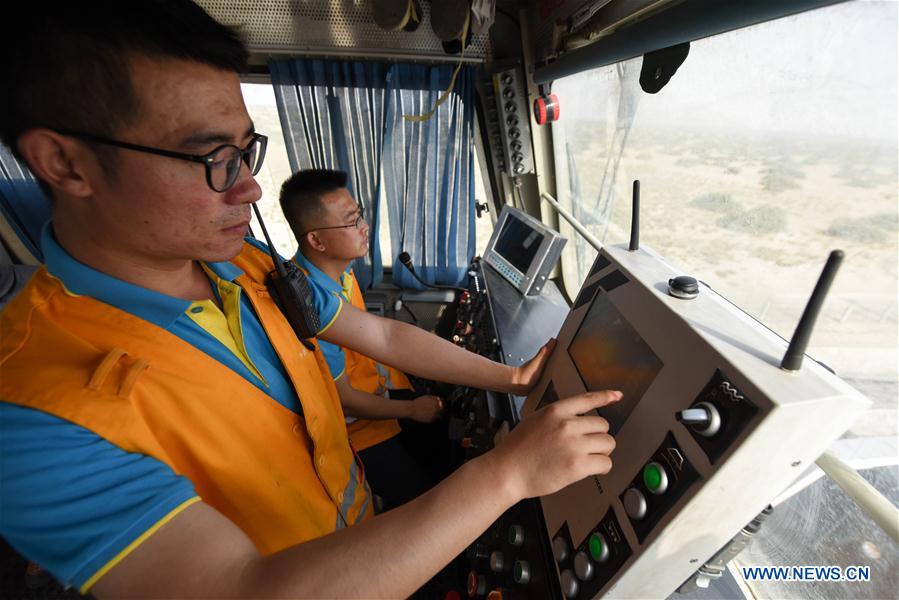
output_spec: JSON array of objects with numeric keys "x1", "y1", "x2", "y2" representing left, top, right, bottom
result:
[{"x1": 467, "y1": 571, "x2": 485, "y2": 598}]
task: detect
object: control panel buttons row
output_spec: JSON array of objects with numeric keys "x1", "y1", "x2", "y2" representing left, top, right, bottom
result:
[
  {"x1": 551, "y1": 512, "x2": 633, "y2": 598},
  {"x1": 621, "y1": 433, "x2": 700, "y2": 543},
  {"x1": 487, "y1": 257, "x2": 523, "y2": 286}
]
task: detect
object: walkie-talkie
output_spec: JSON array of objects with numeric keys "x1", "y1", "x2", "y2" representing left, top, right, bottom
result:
[{"x1": 251, "y1": 204, "x2": 319, "y2": 350}]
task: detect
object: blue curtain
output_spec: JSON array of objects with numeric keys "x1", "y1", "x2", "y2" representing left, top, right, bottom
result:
[
  {"x1": 382, "y1": 65, "x2": 475, "y2": 290},
  {"x1": 270, "y1": 59, "x2": 476, "y2": 291},
  {"x1": 271, "y1": 59, "x2": 388, "y2": 290},
  {"x1": 0, "y1": 144, "x2": 50, "y2": 263}
]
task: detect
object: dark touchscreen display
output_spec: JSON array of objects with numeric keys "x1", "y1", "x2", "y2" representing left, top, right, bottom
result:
[
  {"x1": 567, "y1": 290, "x2": 663, "y2": 434},
  {"x1": 494, "y1": 215, "x2": 545, "y2": 274}
]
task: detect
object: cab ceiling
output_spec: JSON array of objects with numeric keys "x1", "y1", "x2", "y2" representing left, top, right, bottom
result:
[{"x1": 195, "y1": 0, "x2": 492, "y2": 65}]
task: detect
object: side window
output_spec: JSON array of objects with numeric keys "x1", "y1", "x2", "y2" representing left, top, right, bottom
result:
[
  {"x1": 551, "y1": 1, "x2": 897, "y2": 435},
  {"x1": 550, "y1": 5, "x2": 896, "y2": 593},
  {"x1": 241, "y1": 82, "x2": 297, "y2": 259},
  {"x1": 243, "y1": 80, "x2": 494, "y2": 267}
]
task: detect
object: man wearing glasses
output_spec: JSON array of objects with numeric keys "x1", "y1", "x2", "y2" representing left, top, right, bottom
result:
[
  {"x1": 0, "y1": 2, "x2": 619, "y2": 598},
  {"x1": 279, "y1": 169, "x2": 445, "y2": 512}
]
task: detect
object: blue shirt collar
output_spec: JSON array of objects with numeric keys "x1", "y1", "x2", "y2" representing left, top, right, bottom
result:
[
  {"x1": 293, "y1": 248, "x2": 350, "y2": 296},
  {"x1": 42, "y1": 222, "x2": 245, "y2": 330}
]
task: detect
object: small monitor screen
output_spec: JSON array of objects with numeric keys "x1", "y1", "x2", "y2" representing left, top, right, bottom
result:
[
  {"x1": 494, "y1": 214, "x2": 545, "y2": 274},
  {"x1": 567, "y1": 290, "x2": 663, "y2": 435}
]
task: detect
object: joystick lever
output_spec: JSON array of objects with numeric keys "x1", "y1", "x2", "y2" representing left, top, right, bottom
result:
[
  {"x1": 678, "y1": 407, "x2": 710, "y2": 424},
  {"x1": 676, "y1": 401, "x2": 721, "y2": 437}
]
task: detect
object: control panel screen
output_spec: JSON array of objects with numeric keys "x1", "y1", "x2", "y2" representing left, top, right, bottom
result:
[
  {"x1": 567, "y1": 291, "x2": 663, "y2": 434},
  {"x1": 494, "y1": 214, "x2": 545, "y2": 274}
]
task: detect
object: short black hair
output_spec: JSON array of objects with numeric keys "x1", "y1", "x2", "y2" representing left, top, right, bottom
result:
[
  {"x1": 279, "y1": 169, "x2": 349, "y2": 241},
  {"x1": 0, "y1": 0, "x2": 248, "y2": 162}
]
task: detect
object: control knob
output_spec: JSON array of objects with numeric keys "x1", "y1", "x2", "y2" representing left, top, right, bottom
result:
[
  {"x1": 588, "y1": 532, "x2": 610, "y2": 563},
  {"x1": 489, "y1": 551, "x2": 504, "y2": 573},
  {"x1": 560, "y1": 569, "x2": 579, "y2": 599},
  {"x1": 676, "y1": 401, "x2": 721, "y2": 437},
  {"x1": 467, "y1": 571, "x2": 487, "y2": 598},
  {"x1": 467, "y1": 543, "x2": 489, "y2": 562},
  {"x1": 643, "y1": 461, "x2": 669, "y2": 495},
  {"x1": 623, "y1": 487, "x2": 648, "y2": 520},
  {"x1": 508, "y1": 525, "x2": 524, "y2": 547},
  {"x1": 513, "y1": 560, "x2": 531, "y2": 584},
  {"x1": 552, "y1": 536, "x2": 570, "y2": 563},
  {"x1": 573, "y1": 550, "x2": 594, "y2": 581}
]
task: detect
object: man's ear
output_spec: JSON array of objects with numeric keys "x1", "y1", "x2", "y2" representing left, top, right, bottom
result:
[
  {"x1": 16, "y1": 129, "x2": 97, "y2": 199},
  {"x1": 306, "y1": 231, "x2": 327, "y2": 253}
]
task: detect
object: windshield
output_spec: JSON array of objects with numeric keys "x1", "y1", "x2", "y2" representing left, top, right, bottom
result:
[{"x1": 551, "y1": 1, "x2": 897, "y2": 597}]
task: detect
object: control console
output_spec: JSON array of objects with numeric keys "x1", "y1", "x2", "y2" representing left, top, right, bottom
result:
[
  {"x1": 436, "y1": 258, "x2": 512, "y2": 459},
  {"x1": 519, "y1": 243, "x2": 869, "y2": 598}
]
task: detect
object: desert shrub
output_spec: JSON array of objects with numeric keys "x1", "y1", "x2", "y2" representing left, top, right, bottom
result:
[
  {"x1": 760, "y1": 164, "x2": 805, "y2": 193},
  {"x1": 690, "y1": 193, "x2": 744, "y2": 220},
  {"x1": 826, "y1": 213, "x2": 897, "y2": 243},
  {"x1": 718, "y1": 205, "x2": 788, "y2": 234}
]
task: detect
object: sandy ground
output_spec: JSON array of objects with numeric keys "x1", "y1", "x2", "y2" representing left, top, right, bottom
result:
[{"x1": 563, "y1": 122, "x2": 898, "y2": 437}]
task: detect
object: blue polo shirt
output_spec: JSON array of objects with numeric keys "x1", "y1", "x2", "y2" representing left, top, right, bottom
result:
[
  {"x1": 292, "y1": 249, "x2": 348, "y2": 380},
  {"x1": 0, "y1": 225, "x2": 302, "y2": 592}
]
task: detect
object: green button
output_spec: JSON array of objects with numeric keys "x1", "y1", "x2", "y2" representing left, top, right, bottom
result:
[
  {"x1": 588, "y1": 533, "x2": 606, "y2": 562},
  {"x1": 190, "y1": 306, "x2": 204, "y2": 314},
  {"x1": 643, "y1": 463, "x2": 665, "y2": 492}
]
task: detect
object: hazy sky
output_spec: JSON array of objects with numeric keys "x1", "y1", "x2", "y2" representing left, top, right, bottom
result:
[{"x1": 556, "y1": 1, "x2": 898, "y2": 141}]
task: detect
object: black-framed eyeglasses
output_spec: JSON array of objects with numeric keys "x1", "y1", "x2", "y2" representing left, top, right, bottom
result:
[
  {"x1": 300, "y1": 206, "x2": 366, "y2": 237},
  {"x1": 54, "y1": 129, "x2": 268, "y2": 193}
]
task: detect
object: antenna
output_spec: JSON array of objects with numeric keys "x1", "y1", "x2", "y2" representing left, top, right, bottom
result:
[
  {"x1": 629, "y1": 179, "x2": 640, "y2": 251},
  {"x1": 781, "y1": 250, "x2": 844, "y2": 371},
  {"x1": 251, "y1": 203, "x2": 288, "y2": 277}
]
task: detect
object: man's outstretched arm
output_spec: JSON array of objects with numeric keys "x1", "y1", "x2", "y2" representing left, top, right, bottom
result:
[
  {"x1": 91, "y1": 391, "x2": 620, "y2": 599},
  {"x1": 320, "y1": 304, "x2": 554, "y2": 397},
  {"x1": 335, "y1": 377, "x2": 443, "y2": 423}
]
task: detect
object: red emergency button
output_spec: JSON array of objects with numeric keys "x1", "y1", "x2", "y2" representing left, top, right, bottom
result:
[{"x1": 467, "y1": 571, "x2": 486, "y2": 598}]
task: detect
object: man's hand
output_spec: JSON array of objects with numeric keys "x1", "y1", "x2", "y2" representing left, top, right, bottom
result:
[
  {"x1": 409, "y1": 395, "x2": 444, "y2": 423},
  {"x1": 487, "y1": 390, "x2": 620, "y2": 501},
  {"x1": 508, "y1": 338, "x2": 557, "y2": 396}
]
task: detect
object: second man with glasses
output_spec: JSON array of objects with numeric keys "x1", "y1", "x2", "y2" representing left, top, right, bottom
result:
[{"x1": 280, "y1": 169, "x2": 444, "y2": 511}]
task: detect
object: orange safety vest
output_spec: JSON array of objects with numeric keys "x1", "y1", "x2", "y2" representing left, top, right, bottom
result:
[
  {"x1": 0, "y1": 242, "x2": 373, "y2": 555},
  {"x1": 342, "y1": 270, "x2": 413, "y2": 451}
]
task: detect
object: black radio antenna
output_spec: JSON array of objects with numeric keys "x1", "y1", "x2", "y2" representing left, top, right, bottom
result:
[
  {"x1": 629, "y1": 179, "x2": 640, "y2": 251},
  {"x1": 252, "y1": 203, "x2": 288, "y2": 277},
  {"x1": 781, "y1": 250, "x2": 844, "y2": 371}
]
